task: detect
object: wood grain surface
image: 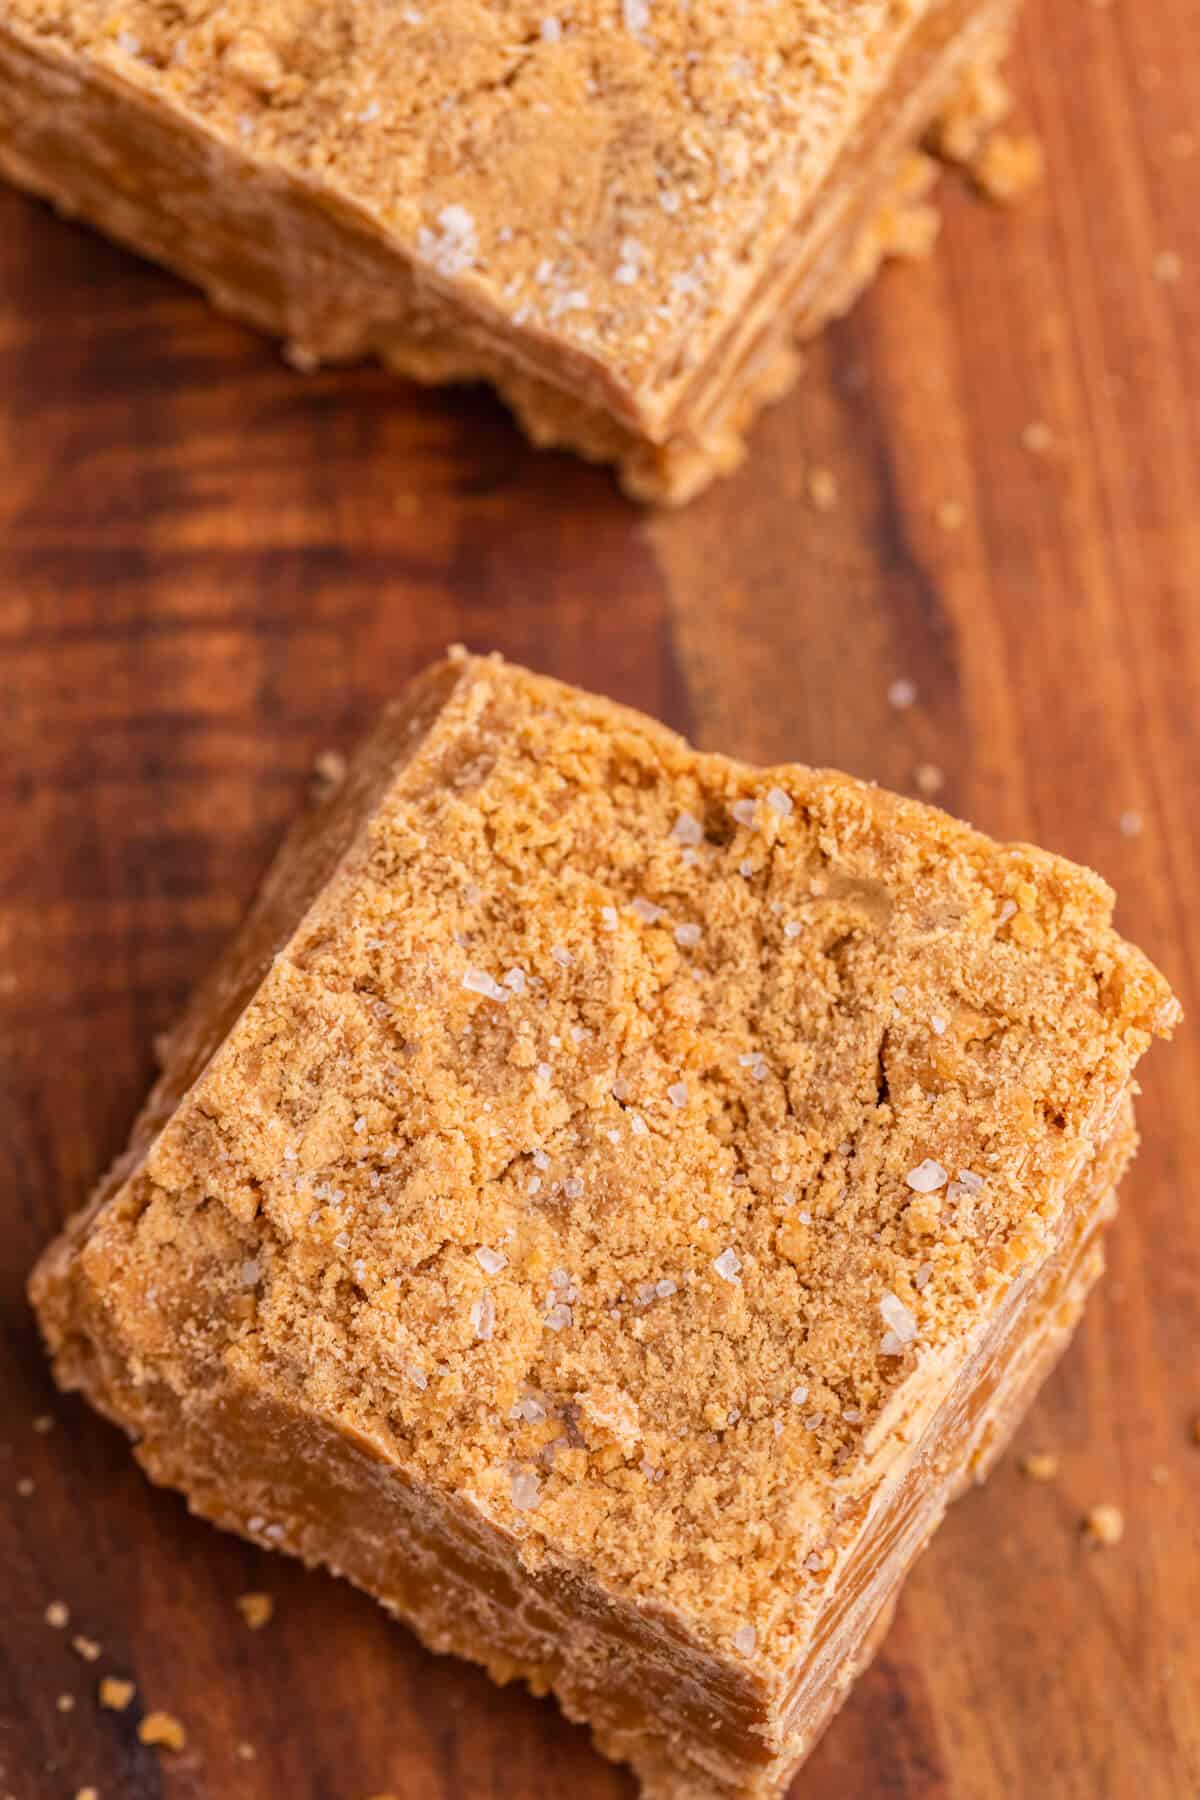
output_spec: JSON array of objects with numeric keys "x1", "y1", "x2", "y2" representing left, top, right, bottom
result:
[{"x1": 1, "y1": 1, "x2": 1198, "y2": 1796}]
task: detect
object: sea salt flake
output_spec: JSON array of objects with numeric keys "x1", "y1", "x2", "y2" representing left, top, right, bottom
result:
[
  {"x1": 879, "y1": 1291, "x2": 916, "y2": 1346},
  {"x1": 632, "y1": 897, "x2": 665, "y2": 924},
  {"x1": 511, "y1": 1470, "x2": 541, "y2": 1511},
  {"x1": 667, "y1": 1081, "x2": 688, "y2": 1108},
  {"x1": 532, "y1": 1148, "x2": 550, "y2": 1170},
  {"x1": 655, "y1": 1278, "x2": 677, "y2": 1299},
  {"x1": 739, "y1": 858, "x2": 754, "y2": 877},
  {"x1": 476, "y1": 1246, "x2": 508, "y2": 1276},
  {"x1": 713, "y1": 1248, "x2": 741, "y2": 1283},
  {"x1": 512, "y1": 1396, "x2": 546, "y2": 1424},
  {"x1": 544, "y1": 1302, "x2": 573, "y2": 1332},
  {"x1": 503, "y1": 966, "x2": 527, "y2": 994},
  {"x1": 550, "y1": 945, "x2": 572, "y2": 966},
  {"x1": 733, "y1": 1624, "x2": 756, "y2": 1655},
  {"x1": 470, "y1": 1292, "x2": 496, "y2": 1341},
  {"x1": 674, "y1": 922, "x2": 702, "y2": 948},
  {"x1": 540, "y1": 15, "x2": 562, "y2": 40},
  {"x1": 790, "y1": 1384, "x2": 809, "y2": 1406},
  {"x1": 418, "y1": 203, "x2": 478, "y2": 278},
  {"x1": 766, "y1": 786, "x2": 793, "y2": 817},
  {"x1": 913, "y1": 1261, "x2": 934, "y2": 1290},
  {"x1": 671, "y1": 811, "x2": 704, "y2": 847},
  {"x1": 906, "y1": 1158, "x2": 947, "y2": 1194},
  {"x1": 409, "y1": 1364, "x2": 428, "y2": 1391},
  {"x1": 463, "y1": 967, "x2": 508, "y2": 1002},
  {"x1": 116, "y1": 30, "x2": 141, "y2": 54},
  {"x1": 731, "y1": 798, "x2": 757, "y2": 827},
  {"x1": 955, "y1": 1168, "x2": 985, "y2": 1192},
  {"x1": 240, "y1": 1260, "x2": 261, "y2": 1286},
  {"x1": 354, "y1": 1115, "x2": 367, "y2": 1134},
  {"x1": 630, "y1": 1112, "x2": 648, "y2": 1137},
  {"x1": 358, "y1": 100, "x2": 381, "y2": 122},
  {"x1": 930, "y1": 1013, "x2": 948, "y2": 1036},
  {"x1": 783, "y1": 920, "x2": 803, "y2": 939},
  {"x1": 622, "y1": 0, "x2": 650, "y2": 32},
  {"x1": 600, "y1": 905, "x2": 619, "y2": 930},
  {"x1": 888, "y1": 677, "x2": 917, "y2": 710},
  {"x1": 563, "y1": 1176, "x2": 584, "y2": 1200}
]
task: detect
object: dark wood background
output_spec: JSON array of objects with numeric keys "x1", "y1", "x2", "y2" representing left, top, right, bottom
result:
[{"x1": 1, "y1": 1, "x2": 1197, "y2": 1795}]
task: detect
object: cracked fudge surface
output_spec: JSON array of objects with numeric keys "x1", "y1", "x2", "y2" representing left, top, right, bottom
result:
[
  {"x1": 1, "y1": 0, "x2": 1018, "y2": 496},
  {"x1": 32, "y1": 656, "x2": 1176, "y2": 1794}
]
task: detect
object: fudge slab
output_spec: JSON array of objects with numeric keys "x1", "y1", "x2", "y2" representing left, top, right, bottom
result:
[
  {"x1": 1, "y1": 0, "x2": 1015, "y2": 501},
  {"x1": 31, "y1": 654, "x2": 1177, "y2": 1798}
]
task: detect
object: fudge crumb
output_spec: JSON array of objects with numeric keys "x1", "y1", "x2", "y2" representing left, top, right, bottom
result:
[
  {"x1": 76, "y1": 1789, "x2": 100, "y2": 1800},
  {"x1": 15, "y1": 1477, "x2": 34, "y2": 1497},
  {"x1": 1021, "y1": 420, "x2": 1053, "y2": 455},
  {"x1": 806, "y1": 467, "x2": 838, "y2": 511},
  {"x1": 974, "y1": 131, "x2": 1044, "y2": 202},
  {"x1": 1081, "y1": 1503, "x2": 1124, "y2": 1547},
  {"x1": 138, "y1": 1711, "x2": 188, "y2": 1752},
  {"x1": 99, "y1": 1677, "x2": 136, "y2": 1712},
  {"x1": 1019, "y1": 1451, "x2": 1059, "y2": 1482},
  {"x1": 45, "y1": 1601, "x2": 70, "y2": 1629},
  {"x1": 310, "y1": 748, "x2": 347, "y2": 799},
  {"x1": 236, "y1": 1743, "x2": 257, "y2": 1762},
  {"x1": 56, "y1": 1693, "x2": 76, "y2": 1713},
  {"x1": 935, "y1": 499, "x2": 965, "y2": 533},
  {"x1": 32, "y1": 1413, "x2": 55, "y2": 1434},
  {"x1": 72, "y1": 1635, "x2": 102, "y2": 1662},
  {"x1": 236, "y1": 1591, "x2": 274, "y2": 1630},
  {"x1": 931, "y1": 60, "x2": 1012, "y2": 164},
  {"x1": 914, "y1": 763, "x2": 944, "y2": 797},
  {"x1": 1153, "y1": 250, "x2": 1182, "y2": 284}
]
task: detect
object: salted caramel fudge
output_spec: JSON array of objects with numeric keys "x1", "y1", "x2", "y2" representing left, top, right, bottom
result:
[
  {"x1": 31, "y1": 655, "x2": 1176, "y2": 1798},
  {"x1": 0, "y1": 0, "x2": 1018, "y2": 501}
]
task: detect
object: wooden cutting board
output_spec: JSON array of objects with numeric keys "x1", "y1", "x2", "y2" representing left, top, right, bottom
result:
[{"x1": 1, "y1": 1, "x2": 1197, "y2": 1795}]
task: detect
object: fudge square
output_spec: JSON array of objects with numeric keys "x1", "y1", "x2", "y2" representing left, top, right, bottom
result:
[
  {"x1": 0, "y1": 0, "x2": 1018, "y2": 502},
  {"x1": 32, "y1": 654, "x2": 1176, "y2": 1799}
]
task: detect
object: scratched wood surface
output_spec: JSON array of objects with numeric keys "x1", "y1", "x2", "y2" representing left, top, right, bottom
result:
[{"x1": 1, "y1": 1, "x2": 1198, "y2": 1796}]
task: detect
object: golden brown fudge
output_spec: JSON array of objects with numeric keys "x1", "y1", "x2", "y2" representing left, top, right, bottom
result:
[
  {"x1": 0, "y1": 0, "x2": 1017, "y2": 501},
  {"x1": 31, "y1": 654, "x2": 1177, "y2": 1798}
]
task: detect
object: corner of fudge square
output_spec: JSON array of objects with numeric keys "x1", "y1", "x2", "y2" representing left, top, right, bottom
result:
[{"x1": 30, "y1": 653, "x2": 1178, "y2": 1799}]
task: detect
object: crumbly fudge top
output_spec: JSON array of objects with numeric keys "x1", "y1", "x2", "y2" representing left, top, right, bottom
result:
[
  {"x1": 77, "y1": 656, "x2": 1176, "y2": 1664},
  {"x1": 10, "y1": 0, "x2": 934, "y2": 409}
]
